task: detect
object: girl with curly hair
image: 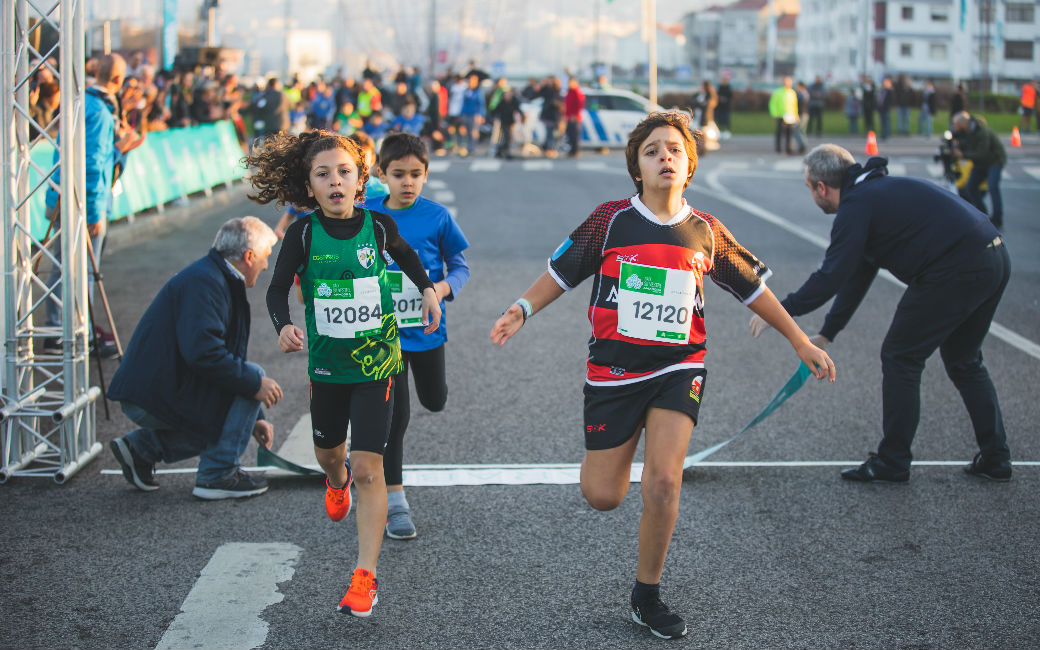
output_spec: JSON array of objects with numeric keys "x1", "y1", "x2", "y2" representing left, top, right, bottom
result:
[{"x1": 253, "y1": 130, "x2": 441, "y2": 617}]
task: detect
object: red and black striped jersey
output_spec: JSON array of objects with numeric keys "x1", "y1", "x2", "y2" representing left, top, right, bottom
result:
[{"x1": 548, "y1": 196, "x2": 771, "y2": 385}]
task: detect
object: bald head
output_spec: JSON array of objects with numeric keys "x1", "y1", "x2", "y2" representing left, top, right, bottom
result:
[{"x1": 95, "y1": 53, "x2": 126, "y2": 92}]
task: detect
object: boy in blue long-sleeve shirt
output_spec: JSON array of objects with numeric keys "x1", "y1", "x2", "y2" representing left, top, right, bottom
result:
[{"x1": 361, "y1": 133, "x2": 470, "y2": 539}]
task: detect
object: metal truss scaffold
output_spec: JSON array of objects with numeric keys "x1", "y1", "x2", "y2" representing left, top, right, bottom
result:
[{"x1": 1, "y1": 0, "x2": 102, "y2": 483}]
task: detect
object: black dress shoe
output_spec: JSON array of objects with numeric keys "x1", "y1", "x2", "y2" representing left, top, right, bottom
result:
[
  {"x1": 963, "y1": 452, "x2": 1012, "y2": 482},
  {"x1": 841, "y1": 453, "x2": 910, "y2": 483}
]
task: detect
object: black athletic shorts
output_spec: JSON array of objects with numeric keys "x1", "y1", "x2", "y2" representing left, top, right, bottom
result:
[
  {"x1": 310, "y1": 377, "x2": 395, "y2": 453},
  {"x1": 582, "y1": 368, "x2": 706, "y2": 451}
]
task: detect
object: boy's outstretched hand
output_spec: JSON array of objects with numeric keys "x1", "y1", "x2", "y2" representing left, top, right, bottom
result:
[
  {"x1": 489, "y1": 303, "x2": 525, "y2": 346},
  {"x1": 421, "y1": 287, "x2": 442, "y2": 335},
  {"x1": 796, "y1": 341, "x2": 836, "y2": 382}
]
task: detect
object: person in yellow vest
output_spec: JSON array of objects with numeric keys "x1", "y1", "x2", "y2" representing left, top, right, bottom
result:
[{"x1": 769, "y1": 76, "x2": 799, "y2": 155}]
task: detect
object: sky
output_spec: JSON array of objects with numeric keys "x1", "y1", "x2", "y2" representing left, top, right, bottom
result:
[{"x1": 90, "y1": 0, "x2": 732, "y2": 77}]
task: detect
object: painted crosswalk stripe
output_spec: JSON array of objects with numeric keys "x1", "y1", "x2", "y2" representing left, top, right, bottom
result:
[
  {"x1": 887, "y1": 163, "x2": 907, "y2": 176},
  {"x1": 772, "y1": 159, "x2": 803, "y2": 172},
  {"x1": 577, "y1": 161, "x2": 608, "y2": 171},
  {"x1": 522, "y1": 160, "x2": 553, "y2": 171},
  {"x1": 1024, "y1": 166, "x2": 1040, "y2": 181},
  {"x1": 433, "y1": 190, "x2": 455, "y2": 203},
  {"x1": 428, "y1": 161, "x2": 450, "y2": 173},
  {"x1": 155, "y1": 543, "x2": 301, "y2": 650},
  {"x1": 426, "y1": 179, "x2": 447, "y2": 189},
  {"x1": 470, "y1": 160, "x2": 502, "y2": 172}
]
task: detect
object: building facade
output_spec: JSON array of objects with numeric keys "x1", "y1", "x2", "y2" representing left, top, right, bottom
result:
[{"x1": 796, "y1": 0, "x2": 1039, "y2": 88}]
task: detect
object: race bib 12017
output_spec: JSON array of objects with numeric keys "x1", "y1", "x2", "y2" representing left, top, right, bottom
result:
[{"x1": 387, "y1": 270, "x2": 427, "y2": 328}]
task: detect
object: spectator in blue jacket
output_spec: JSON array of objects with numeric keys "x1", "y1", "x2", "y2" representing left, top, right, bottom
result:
[
  {"x1": 458, "y1": 74, "x2": 486, "y2": 156},
  {"x1": 108, "y1": 217, "x2": 284, "y2": 500},
  {"x1": 750, "y1": 145, "x2": 1011, "y2": 484},
  {"x1": 42, "y1": 53, "x2": 142, "y2": 355}
]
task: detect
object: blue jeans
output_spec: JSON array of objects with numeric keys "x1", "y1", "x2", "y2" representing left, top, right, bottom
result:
[
  {"x1": 45, "y1": 218, "x2": 107, "y2": 329},
  {"x1": 120, "y1": 362, "x2": 264, "y2": 483},
  {"x1": 897, "y1": 106, "x2": 910, "y2": 134},
  {"x1": 461, "y1": 114, "x2": 478, "y2": 151},
  {"x1": 965, "y1": 164, "x2": 1003, "y2": 224},
  {"x1": 879, "y1": 111, "x2": 892, "y2": 140},
  {"x1": 918, "y1": 110, "x2": 933, "y2": 138}
]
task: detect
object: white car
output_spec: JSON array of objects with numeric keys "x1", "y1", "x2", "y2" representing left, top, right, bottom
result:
[{"x1": 519, "y1": 88, "x2": 715, "y2": 153}]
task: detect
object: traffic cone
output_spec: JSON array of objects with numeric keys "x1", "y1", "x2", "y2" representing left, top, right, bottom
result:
[
  {"x1": 1010, "y1": 126, "x2": 1022, "y2": 148},
  {"x1": 865, "y1": 131, "x2": 879, "y2": 156}
]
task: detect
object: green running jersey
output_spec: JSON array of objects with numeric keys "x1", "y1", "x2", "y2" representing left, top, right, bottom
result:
[{"x1": 301, "y1": 210, "x2": 401, "y2": 383}]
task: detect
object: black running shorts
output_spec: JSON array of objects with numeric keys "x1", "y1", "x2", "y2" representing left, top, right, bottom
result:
[
  {"x1": 310, "y1": 377, "x2": 395, "y2": 453},
  {"x1": 582, "y1": 368, "x2": 706, "y2": 450}
]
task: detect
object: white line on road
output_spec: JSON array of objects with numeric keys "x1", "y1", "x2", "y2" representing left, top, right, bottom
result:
[
  {"x1": 470, "y1": 160, "x2": 502, "y2": 172},
  {"x1": 155, "y1": 542, "x2": 301, "y2": 650},
  {"x1": 522, "y1": 160, "x2": 554, "y2": 171},
  {"x1": 1024, "y1": 166, "x2": 1040, "y2": 181},
  {"x1": 577, "y1": 161, "x2": 608, "y2": 171},
  {"x1": 428, "y1": 161, "x2": 451, "y2": 173},
  {"x1": 432, "y1": 190, "x2": 455, "y2": 203},
  {"x1": 700, "y1": 169, "x2": 1040, "y2": 362},
  {"x1": 102, "y1": 459, "x2": 1039, "y2": 485}
]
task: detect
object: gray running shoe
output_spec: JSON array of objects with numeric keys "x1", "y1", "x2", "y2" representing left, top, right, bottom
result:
[
  {"x1": 193, "y1": 469, "x2": 268, "y2": 500},
  {"x1": 385, "y1": 504, "x2": 417, "y2": 540}
]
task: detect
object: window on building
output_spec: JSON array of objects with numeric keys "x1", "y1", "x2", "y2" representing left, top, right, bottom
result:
[
  {"x1": 1005, "y1": 3, "x2": 1035, "y2": 23},
  {"x1": 849, "y1": 49, "x2": 858, "y2": 66},
  {"x1": 930, "y1": 43, "x2": 948, "y2": 60},
  {"x1": 900, "y1": 42, "x2": 913, "y2": 57},
  {"x1": 978, "y1": 3, "x2": 995, "y2": 22},
  {"x1": 1004, "y1": 40, "x2": 1035, "y2": 60},
  {"x1": 902, "y1": 6, "x2": 913, "y2": 20},
  {"x1": 931, "y1": 7, "x2": 948, "y2": 22}
]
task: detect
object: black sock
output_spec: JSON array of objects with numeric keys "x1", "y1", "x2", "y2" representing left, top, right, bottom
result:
[{"x1": 632, "y1": 580, "x2": 660, "y2": 603}]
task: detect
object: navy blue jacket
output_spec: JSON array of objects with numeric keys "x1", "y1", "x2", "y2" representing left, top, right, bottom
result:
[
  {"x1": 781, "y1": 157, "x2": 998, "y2": 341},
  {"x1": 108, "y1": 249, "x2": 263, "y2": 441}
]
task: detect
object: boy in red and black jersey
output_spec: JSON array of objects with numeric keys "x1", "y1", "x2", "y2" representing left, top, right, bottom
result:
[{"x1": 491, "y1": 112, "x2": 835, "y2": 640}]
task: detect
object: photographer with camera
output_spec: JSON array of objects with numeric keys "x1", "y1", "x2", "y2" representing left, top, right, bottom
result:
[{"x1": 952, "y1": 111, "x2": 1006, "y2": 229}]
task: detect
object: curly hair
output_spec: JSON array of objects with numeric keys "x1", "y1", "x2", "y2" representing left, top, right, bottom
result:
[
  {"x1": 244, "y1": 130, "x2": 369, "y2": 209},
  {"x1": 625, "y1": 111, "x2": 701, "y2": 195}
]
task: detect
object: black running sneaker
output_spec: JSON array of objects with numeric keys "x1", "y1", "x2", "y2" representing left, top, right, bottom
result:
[
  {"x1": 110, "y1": 437, "x2": 159, "y2": 491},
  {"x1": 631, "y1": 595, "x2": 688, "y2": 640},
  {"x1": 193, "y1": 469, "x2": 268, "y2": 500}
]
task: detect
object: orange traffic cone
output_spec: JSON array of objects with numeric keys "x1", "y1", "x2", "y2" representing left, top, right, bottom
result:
[
  {"x1": 1010, "y1": 126, "x2": 1022, "y2": 148},
  {"x1": 865, "y1": 131, "x2": 879, "y2": 156}
]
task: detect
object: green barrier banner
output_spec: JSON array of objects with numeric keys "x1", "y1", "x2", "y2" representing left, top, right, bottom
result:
[{"x1": 27, "y1": 120, "x2": 246, "y2": 239}]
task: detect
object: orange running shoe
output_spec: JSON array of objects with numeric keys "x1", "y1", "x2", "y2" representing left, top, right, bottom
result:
[
  {"x1": 324, "y1": 460, "x2": 352, "y2": 521},
  {"x1": 337, "y1": 568, "x2": 379, "y2": 616}
]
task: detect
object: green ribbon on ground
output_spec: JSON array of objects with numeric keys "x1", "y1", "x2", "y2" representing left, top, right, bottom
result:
[{"x1": 683, "y1": 362, "x2": 813, "y2": 468}]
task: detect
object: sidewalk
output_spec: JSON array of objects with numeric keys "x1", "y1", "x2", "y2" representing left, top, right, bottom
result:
[{"x1": 715, "y1": 133, "x2": 1038, "y2": 158}]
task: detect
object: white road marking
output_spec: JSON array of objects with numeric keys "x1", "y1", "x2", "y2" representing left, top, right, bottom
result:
[
  {"x1": 426, "y1": 179, "x2": 447, "y2": 189},
  {"x1": 428, "y1": 161, "x2": 450, "y2": 173},
  {"x1": 577, "y1": 161, "x2": 608, "y2": 171},
  {"x1": 700, "y1": 169, "x2": 1040, "y2": 362},
  {"x1": 432, "y1": 190, "x2": 455, "y2": 203},
  {"x1": 522, "y1": 160, "x2": 554, "y2": 171},
  {"x1": 470, "y1": 160, "x2": 502, "y2": 172},
  {"x1": 155, "y1": 542, "x2": 301, "y2": 650},
  {"x1": 887, "y1": 163, "x2": 907, "y2": 176},
  {"x1": 772, "y1": 159, "x2": 803, "y2": 172},
  {"x1": 1023, "y1": 166, "x2": 1040, "y2": 181},
  {"x1": 926, "y1": 163, "x2": 944, "y2": 178}
]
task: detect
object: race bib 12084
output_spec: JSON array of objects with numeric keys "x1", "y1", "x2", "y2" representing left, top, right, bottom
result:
[{"x1": 313, "y1": 276, "x2": 383, "y2": 338}]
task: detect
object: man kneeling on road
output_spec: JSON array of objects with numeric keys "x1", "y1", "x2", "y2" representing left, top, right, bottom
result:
[
  {"x1": 108, "y1": 216, "x2": 283, "y2": 499},
  {"x1": 749, "y1": 144, "x2": 1012, "y2": 483}
]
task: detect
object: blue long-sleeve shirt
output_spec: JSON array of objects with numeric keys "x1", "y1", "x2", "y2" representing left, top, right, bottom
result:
[
  {"x1": 46, "y1": 87, "x2": 122, "y2": 224},
  {"x1": 781, "y1": 157, "x2": 999, "y2": 341}
]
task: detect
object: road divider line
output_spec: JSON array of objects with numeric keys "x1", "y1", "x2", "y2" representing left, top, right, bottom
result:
[
  {"x1": 154, "y1": 542, "x2": 301, "y2": 650},
  {"x1": 699, "y1": 169, "x2": 1040, "y2": 362}
]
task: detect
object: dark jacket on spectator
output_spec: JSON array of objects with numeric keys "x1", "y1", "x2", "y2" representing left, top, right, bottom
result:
[{"x1": 108, "y1": 249, "x2": 264, "y2": 443}]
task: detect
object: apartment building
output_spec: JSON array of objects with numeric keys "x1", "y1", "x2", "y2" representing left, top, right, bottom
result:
[{"x1": 796, "y1": 0, "x2": 1039, "y2": 88}]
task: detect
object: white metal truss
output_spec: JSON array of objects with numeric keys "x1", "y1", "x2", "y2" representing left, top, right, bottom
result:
[{"x1": 1, "y1": 0, "x2": 102, "y2": 483}]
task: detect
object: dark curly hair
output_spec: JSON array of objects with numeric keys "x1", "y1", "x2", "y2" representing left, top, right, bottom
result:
[
  {"x1": 624, "y1": 111, "x2": 701, "y2": 195},
  {"x1": 244, "y1": 130, "x2": 368, "y2": 209}
]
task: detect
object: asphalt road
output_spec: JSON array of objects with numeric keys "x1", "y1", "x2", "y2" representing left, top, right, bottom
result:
[{"x1": 2, "y1": 135, "x2": 1038, "y2": 650}]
